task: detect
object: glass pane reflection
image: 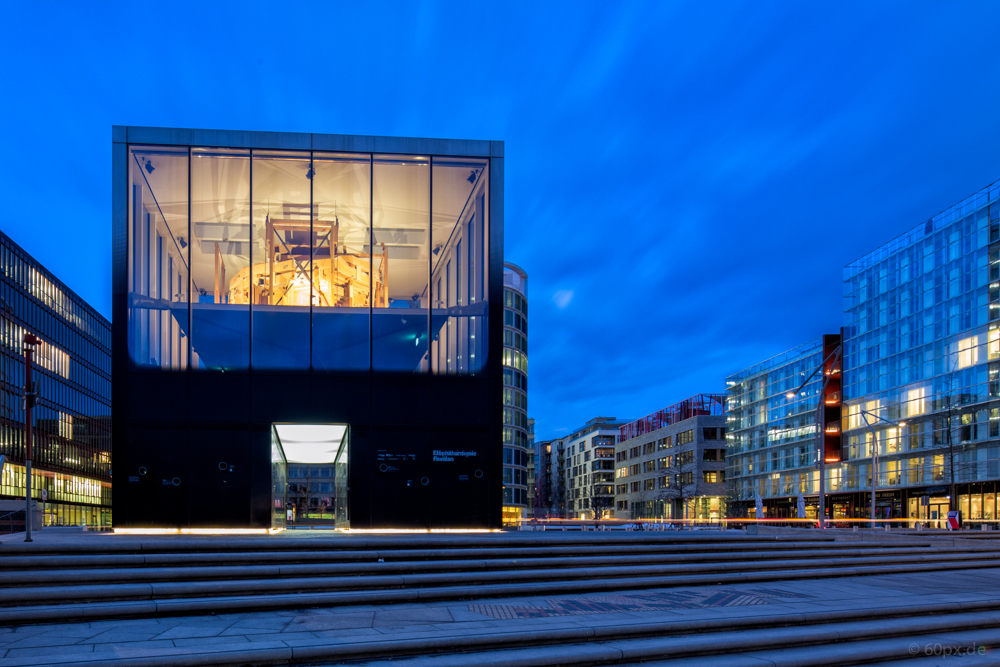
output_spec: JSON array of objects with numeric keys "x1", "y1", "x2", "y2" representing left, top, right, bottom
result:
[
  {"x1": 312, "y1": 153, "x2": 371, "y2": 371},
  {"x1": 127, "y1": 146, "x2": 189, "y2": 370},
  {"x1": 431, "y1": 158, "x2": 488, "y2": 374},
  {"x1": 190, "y1": 148, "x2": 250, "y2": 370},
  {"x1": 372, "y1": 155, "x2": 429, "y2": 372},
  {"x1": 251, "y1": 151, "x2": 311, "y2": 369}
]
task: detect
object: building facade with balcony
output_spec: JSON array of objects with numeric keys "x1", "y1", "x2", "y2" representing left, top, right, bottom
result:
[
  {"x1": 562, "y1": 416, "x2": 626, "y2": 519},
  {"x1": 615, "y1": 395, "x2": 727, "y2": 521},
  {"x1": 0, "y1": 231, "x2": 111, "y2": 528},
  {"x1": 502, "y1": 263, "x2": 529, "y2": 525}
]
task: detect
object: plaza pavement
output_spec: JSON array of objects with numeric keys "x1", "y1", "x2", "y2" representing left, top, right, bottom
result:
[{"x1": 1, "y1": 564, "x2": 999, "y2": 666}]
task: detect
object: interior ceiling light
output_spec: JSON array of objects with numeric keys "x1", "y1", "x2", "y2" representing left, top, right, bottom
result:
[
  {"x1": 144, "y1": 159, "x2": 155, "y2": 174},
  {"x1": 275, "y1": 424, "x2": 346, "y2": 463}
]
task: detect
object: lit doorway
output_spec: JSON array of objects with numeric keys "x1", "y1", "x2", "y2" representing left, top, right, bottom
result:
[{"x1": 274, "y1": 424, "x2": 349, "y2": 529}]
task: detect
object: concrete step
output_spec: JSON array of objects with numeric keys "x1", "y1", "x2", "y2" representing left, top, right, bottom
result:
[
  {"x1": 0, "y1": 533, "x2": 844, "y2": 555},
  {"x1": 0, "y1": 538, "x2": 891, "y2": 569},
  {"x1": 11, "y1": 599, "x2": 1000, "y2": 667},
  {"x1": 0, "y1": 540, "x2": 932, "y2": 571},
  {"x1": 3, "y1": 556, "x2": 1000, "y2": 622},
  {"x1": 0, "y1": 546, "x2": 988, "y2": 586}
]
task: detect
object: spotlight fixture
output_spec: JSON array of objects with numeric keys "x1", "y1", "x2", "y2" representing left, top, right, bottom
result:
[
  {"x1": 306, "y1": 166, "x2": 315, "y2": 179},
  {"x1": 178, "y1": 237, "x2": 188, "y2": 249},
  {"x1": 144, "y1": 159, "x2": 155, "y2": 174},
  {"x1": 432, "y1": 245, "x2": 442, "y2": 256},
  {"x1": 467, "y1": 170, "x2": 476, "y2": 184}
]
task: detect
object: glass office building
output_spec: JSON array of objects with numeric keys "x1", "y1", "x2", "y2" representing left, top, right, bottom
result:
[
  {"x1": 0, "y1": 231, "x2": 111, "y2": 527},
  {"x1": 726, "y1": 338, "x2": 841, "y2": 518},
  {"x1": 728, "y1": 179, "x2": 1000, "y2": 525},
  {"x1": 502, "y1": 263, "x2": 528, "y2": 524},
  {"x1": 113, "y1": 126, "x2": 504, "y2": 530},
  {"x1": 842, "y1": 179, "x2": 1000, "y2": 525}
]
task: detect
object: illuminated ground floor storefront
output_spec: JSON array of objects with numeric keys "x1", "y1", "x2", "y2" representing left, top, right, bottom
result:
[
  {"x1": 0, "y1": 462, "x2": 111, "y2": 527},
  {"x1": 734, "y1": 482, "x2": 1000, "y2": 527},
  {"x1": 619, "y1": 496, "x2": 727, "y2": 521},
  {"x1": 502, "y1": 506, "x2": 523, "y2": 526}
]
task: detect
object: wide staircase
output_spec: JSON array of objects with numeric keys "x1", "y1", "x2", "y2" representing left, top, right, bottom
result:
[{"x1": 1, "y1": 531, "x2": 1000, "y2": 666}]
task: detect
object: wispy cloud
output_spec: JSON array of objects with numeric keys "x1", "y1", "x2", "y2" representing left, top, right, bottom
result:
[{"x1": 552, "y1": 290, "x2": 574, "y2": 310}]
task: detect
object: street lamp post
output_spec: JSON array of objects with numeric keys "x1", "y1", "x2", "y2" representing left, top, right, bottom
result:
[
  {"x1": 859, "y1": 409, "x2": 906, "y2": 530},
  {"x1": 786, "y1": 345, "x2": 842, "y2": 530},
  {"x1": 22, "y1": 332, "x2": 41, "y2": 543}
]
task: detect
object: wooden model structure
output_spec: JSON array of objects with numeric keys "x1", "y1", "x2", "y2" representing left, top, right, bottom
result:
[{"x1": 222, "y1": 204, "x2": 389, "y2": 308}]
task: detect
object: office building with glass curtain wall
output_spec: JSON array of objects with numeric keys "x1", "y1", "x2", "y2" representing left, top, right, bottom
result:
[
  {"x1": 113, "y1": 126, "x2": 504, "y2": 530},
  {"x1": 728, "y1": 178, "x2": 1000, "y2": 526},
  {"x1": 502, "y1": 263, "x2": 528, "y2": 524},
  {"x1": 0, "y1": 230, "x2": 111, "y2": 527},
  {"x1": 726, "y1": 337, "x2": 842, "y2": 519},
  {"x1": 842, "y1": 178, "x2": 1000, "y2": 526}
]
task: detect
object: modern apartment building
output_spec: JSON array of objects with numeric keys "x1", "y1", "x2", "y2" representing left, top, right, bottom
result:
[
  {"x1": 533, "y1": 438, "x2": 562, "y2": 517},
  {"x1": 562, "y1": 416, "x2": 627, "y2": 519},
  {"x1": 502, "y1": 263, "x2": 529, "y2": 524},
  {"x1": 615, "y1": 395, "x2": 727, "y2": 521},
  {"x1": 729, "y1": 178, "x2": 1000, "y2": 526},
  {"x1": 0, "y1": 230, "x2": 112, "y2": 527}
]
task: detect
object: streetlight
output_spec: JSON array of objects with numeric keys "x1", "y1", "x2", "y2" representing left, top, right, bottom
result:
[
  {"x1": 22, "y1": 332, "x2": 41, "y2": 543},
  {"x1": 859, "y1": 409, "x2": 906, "y2": 530},
  {"x1": 786, "y1": 344, "x2": 842, "y2": 530}
]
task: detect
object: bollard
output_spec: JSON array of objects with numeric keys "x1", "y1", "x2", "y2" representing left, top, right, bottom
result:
[
  {"x1": 917, "y1": 523, "x2": 924, "y2": 531},
  {"x1": 884, "y1": 525, "x2": 890, "y2": 532},
  {"x1": 853, "y1": 525, "x2": 858, "y2": 532}
]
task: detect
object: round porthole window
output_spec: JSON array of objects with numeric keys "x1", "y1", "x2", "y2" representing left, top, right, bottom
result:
[
  {"x1": 379, "y1": 463, "x2": 389, "y2": 473},
  {"x1": 138, "y1": 467, "x2": 148, "y2": 476},
  {"x1": 420, "y1": 477, "x2": 430, "y2": 486},
  {"x1": 474, "y1": 469, "x2": 484, "y2": 479},
  {"x1": 218, "y1": 461, "x2": 228, "y2": 471},
  {"x1": 171, "y1": 477, "x2": 181, "y2": 487}
]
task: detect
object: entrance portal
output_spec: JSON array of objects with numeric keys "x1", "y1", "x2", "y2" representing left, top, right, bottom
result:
[{"x1": 274, "y1": 424, "x2": 349, "y2": 529}]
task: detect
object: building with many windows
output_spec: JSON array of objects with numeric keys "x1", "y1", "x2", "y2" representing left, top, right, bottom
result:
[
  {"x1": 113, "y1": 126, "x2": 504, "y2": 530},
  {"x1": 726, "y1": 337, "x2": 841, "y2": 519},
  {"x1": 0, "y1": 230, "x2": 111, "y2": 527},
  {"x1": 286, "y1": 463, "x2": 336, "y2": 522},
  {"x1": 615, "y1": 395, "x2": 726, "y2": 521},
  {"x1": 728, "y1": 178, "x2": 1000, "y2": 527},
  {"x1": 502, "y1": 263, "x2": 529, "y2": 524},
  {"x1": 841, "y1": 179, "x2": 999, "y2": 525},
  {"x1": 562, "y1": 416, "x2": 627, "y2": 519}
]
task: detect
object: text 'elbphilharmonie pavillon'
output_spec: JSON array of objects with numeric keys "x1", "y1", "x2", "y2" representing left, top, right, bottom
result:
[{"x1": 112, "y1": 126, "x2": 504, "y2": 530}]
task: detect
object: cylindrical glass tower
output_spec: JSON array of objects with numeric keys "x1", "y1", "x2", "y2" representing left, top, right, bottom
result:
[{"x1": 502, "y1": 263, "x2": 529, "y2": 525}]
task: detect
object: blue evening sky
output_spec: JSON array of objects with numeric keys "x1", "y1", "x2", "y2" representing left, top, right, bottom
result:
[{"x1": 1, "y1": 2, "x2": 998, "y2": 439}]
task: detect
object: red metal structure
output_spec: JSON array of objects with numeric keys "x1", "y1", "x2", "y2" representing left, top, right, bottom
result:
[{"x1": 619, "y1": 393, "x2": 726, "y2": 441}]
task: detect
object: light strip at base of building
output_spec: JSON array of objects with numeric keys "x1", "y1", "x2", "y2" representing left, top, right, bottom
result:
[
  {"x1": 114, "y1": 528, "x2": 284, "y2": 535},
  {"x1": 342, "y1": 529, "x2": 502, "y2": 534}
]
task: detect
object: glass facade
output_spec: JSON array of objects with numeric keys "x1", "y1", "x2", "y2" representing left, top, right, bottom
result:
[
  {"x1": 728, "y1": 179, "x2": 1000, "y2": 524},
  {"x1": 726, "y1": 339, "x2": 826, "y2": 512},
  {"x1": 0, "y1": 231, "x2": 112, "y2": 526},
  {"x1": 127, "y1": 146, "x2": 489, "y2": 374},
  {"x1": 841, "y1": 179, "x2": 1000, "y2": 519},
  {"x1": 502, "y1": 263, "x2": 529, "y2": 520}
]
